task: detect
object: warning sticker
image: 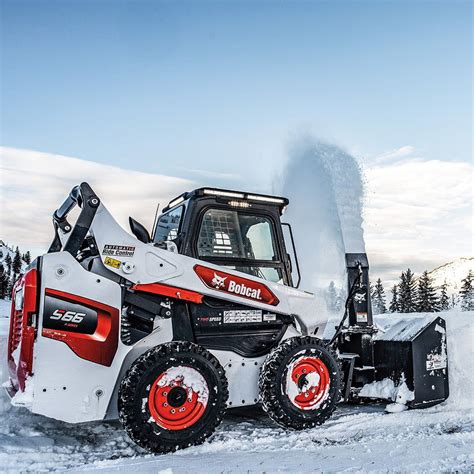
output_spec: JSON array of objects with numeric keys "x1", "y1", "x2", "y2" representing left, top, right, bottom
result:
[
  {"x1": 263, "y1": 313, "x2": 277, "y2": 322},
  {"x1": 223, "y1": 310, "x2": 262, "y2": 324},
  {"x1": 426, "y1": 354, "x2": 447, "y2": 371},
  {"x1": 102, "y1": 245, "x2": 135, "y2": 257},
  {"x1": 104, "y1": 256, "x2": 121, "y2": 269},
  {"x1": 356, "y1": 312, "x2": 368, "y2": 323}
]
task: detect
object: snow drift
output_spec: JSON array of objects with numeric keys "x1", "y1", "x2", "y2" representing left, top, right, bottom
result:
[{"x1": 1, "y1": 304, "x2": 472, "y2": 472}]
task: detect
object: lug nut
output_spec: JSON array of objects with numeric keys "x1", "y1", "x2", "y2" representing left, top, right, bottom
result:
[{"x1": 170, "y1": 409, "x2": 176, "y2": 414}]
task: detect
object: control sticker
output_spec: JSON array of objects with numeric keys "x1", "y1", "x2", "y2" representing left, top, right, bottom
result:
[{"x1": 103, "y1": 245, "x2": 135, "y2": 257}]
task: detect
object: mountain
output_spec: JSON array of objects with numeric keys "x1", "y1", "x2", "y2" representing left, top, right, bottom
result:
[{"x1": 428, "y1": 257, "x2": 473, "y2": 297}]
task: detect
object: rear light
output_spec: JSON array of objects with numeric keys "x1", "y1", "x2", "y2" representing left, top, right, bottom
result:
[
  {"x1": 7, "y1": 267, "x2": 38, "y2": 391},
  {"x1": 229, "y1": 201, "x2": 251, "y2": 208}
]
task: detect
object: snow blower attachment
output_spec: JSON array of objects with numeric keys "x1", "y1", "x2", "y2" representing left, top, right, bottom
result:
[
  {"x1": 333, "y1": 254, "x2": 449, "y2": 408},
  {"x1": 5, "y1": 182, "x2": 449, "y2": 453}
]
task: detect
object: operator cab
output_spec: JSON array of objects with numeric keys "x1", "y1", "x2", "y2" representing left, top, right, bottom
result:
[{"x1": 150, "y1": 188, "x2": 300, "y2": 287}]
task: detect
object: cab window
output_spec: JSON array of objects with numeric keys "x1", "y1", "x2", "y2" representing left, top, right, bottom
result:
[
  {"x1": 196, "y1": 208, "x2": 283, "y2": 283},
  {"x1": 154, "y1": 206, "x2": 183, "y2": 242}
]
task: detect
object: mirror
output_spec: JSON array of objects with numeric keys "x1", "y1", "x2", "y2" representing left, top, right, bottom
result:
[{"x1": 129, "y1": 217, "x2": 151, "y2": 244}]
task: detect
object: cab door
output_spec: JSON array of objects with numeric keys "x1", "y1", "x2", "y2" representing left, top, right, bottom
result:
[{"x1": 192, "y1": 206, "x2": 292, "y2": 286}]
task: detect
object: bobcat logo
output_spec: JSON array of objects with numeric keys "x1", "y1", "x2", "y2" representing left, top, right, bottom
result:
[
  {"x1": 211, "y1": 272, "x2": 227, "y2": 289},
  {"x1": 354, "y1": 292, "x2": 366, "y2": 303}
]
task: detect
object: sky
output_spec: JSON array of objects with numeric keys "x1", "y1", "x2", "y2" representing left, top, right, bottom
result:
[{"x1": 0, "y1": 0, "x2": 472, "y2": 286}]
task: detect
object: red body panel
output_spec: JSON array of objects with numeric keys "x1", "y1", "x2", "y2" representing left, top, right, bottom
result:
[
  {"x1": 193, "y1": 264, "x2": 279, "y2": 306},
  {"x1": 132, "y1": 282, "x2": 204, "y2": 304},
  {"x1": 42, "y1": 289, "x2": 119, "y2": 367},
  {"x1": 8, "y1": 268, "x2": 38, "y2": 391}
]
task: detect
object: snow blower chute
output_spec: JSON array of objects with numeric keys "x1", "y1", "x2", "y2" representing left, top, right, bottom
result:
[{"x1": 5, "y1": 183, "x2": 449, "y2": 453}]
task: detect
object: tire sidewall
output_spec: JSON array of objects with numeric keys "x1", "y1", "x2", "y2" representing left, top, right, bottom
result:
[
  {"x1": 119, "y1": 342, "x2": 227, "y2": 451},
  {"x1": 260, "y1": 337, "x2": 341, "y2": 429}
]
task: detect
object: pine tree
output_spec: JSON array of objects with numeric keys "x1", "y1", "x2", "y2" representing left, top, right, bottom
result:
[
  {"x1": 7, "y1": 274, "x2": 17, "y2": 296},
  {"x1": 451, "y1": 294, "x2": 457, "y2": 309},
  {"x1": 416, "y1": 271, "x2": 439, "y2": 312},
  {"x1": 389, "y1": 284, "x2": 399, "y2": 313},
  {"x1": 398, "y1": 269, "x2": 417, "y2": 313},
  {"x1": 439, "y1": 281, "x2": 450, "y2": 311},
  {"x1": 23, "y1": 251, "x2": 31, "y2": 265},
  {"x1": 335, "y1": 289, "x2": 343, "y2": 312},
  {"x1": 370, "y1": 282, "x2": 375, "y2": 301},
  {"x1": 459, "y1": 270, "x2": 474, "y2": 311},
  {"x1": 327, "y1": 281, "x2": 337, "y2": 312},
  {"x1": 4, "y1": 253, "x2": 12, "y2": 275},
  {"x1": 12, "y1": 247, "x2": 22, "y2": 275},
  {"x1": 372, "y1": 278, "x2": 387, "y2": 314},
  {"x1": 0, "y1": 264, "x2": 9, "y2": 299}
]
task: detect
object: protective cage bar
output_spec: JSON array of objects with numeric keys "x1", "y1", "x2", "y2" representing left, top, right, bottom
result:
[{"x1": 48, "y1": 182, "x2": 100, "y2": 256}]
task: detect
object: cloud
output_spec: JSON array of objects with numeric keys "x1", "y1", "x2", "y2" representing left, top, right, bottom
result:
[
  {"x1": 0, "y1": 146, "x2": 471, "y2": 289},
  {"x1": 0, "y1": 147, "x2": 195, "y2": 253},
  {"x1": 363, "y1": 156, "x2": 473, "y2": 284},
  {"x1": 367, "y1": 145, "x2": 421, "y2": 166}
]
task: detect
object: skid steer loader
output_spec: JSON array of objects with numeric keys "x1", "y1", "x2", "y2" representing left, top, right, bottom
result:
[{"x1": 6, "y1": 183, "x2": 449, "y2": 453}]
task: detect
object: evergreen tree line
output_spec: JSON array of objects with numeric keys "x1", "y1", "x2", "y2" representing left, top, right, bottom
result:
[
  {"x1": 0, "y1": 246, "x2": 31, "y2": 299},
  {"x1": 372, "y1": 268, "x2": 474, "y2": 314}
]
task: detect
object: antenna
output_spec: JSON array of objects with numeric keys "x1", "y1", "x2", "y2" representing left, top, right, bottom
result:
[{"x1": 151, "y1": 203, "x2": 160, "y2": 239}]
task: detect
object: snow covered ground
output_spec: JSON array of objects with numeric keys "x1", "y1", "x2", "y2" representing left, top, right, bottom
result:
[{"x1": 0, "y1": 302, "x2": 472, "y2": 473}]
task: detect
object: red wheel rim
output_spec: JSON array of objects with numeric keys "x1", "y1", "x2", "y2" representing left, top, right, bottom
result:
[
  {"x1": 286, "y1": 356, "x2": 330, "y2": 410},
  {"x1": 148, "y1": 366, "x2": 209, "y2": 430}
]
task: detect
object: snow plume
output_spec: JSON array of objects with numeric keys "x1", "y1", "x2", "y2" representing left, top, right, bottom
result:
[{"x1": 278, "y1": 137, "x2": 365, "y2": 293}]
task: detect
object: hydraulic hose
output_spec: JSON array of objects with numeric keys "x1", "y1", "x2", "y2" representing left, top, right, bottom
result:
[{"x1": 327, "y1": 263, "x2": 363, "y2": 347}]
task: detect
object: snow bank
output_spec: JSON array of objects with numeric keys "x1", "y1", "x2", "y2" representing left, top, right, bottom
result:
[
  {"x1": 0, "y1": 300, "x2": 11, "y2": 320},
  {"x1": 360, "y1": 376, "x2": 415, "y2": 412},
  {"x1": 0, "y1": 308, "x2": 472, "y2": 472},
  {"x1": 10, "y1": 377, "x2": 34, "y2": 408},
  {"x1": 440, "y1": 310, "x2": 474, "y2": 409}
]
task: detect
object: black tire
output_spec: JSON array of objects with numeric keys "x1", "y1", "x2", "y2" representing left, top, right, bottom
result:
[
  {"x1": 259, "y1": 336, "x2": 341, "y2": 430},
  {"x1": 118, "y1": 341, "x2": 228, "y2": 453}
]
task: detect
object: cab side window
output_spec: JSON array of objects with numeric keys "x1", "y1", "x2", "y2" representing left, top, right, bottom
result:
[{"x1": 154, "y1": 206, "x2": 184, "y2": 242}]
